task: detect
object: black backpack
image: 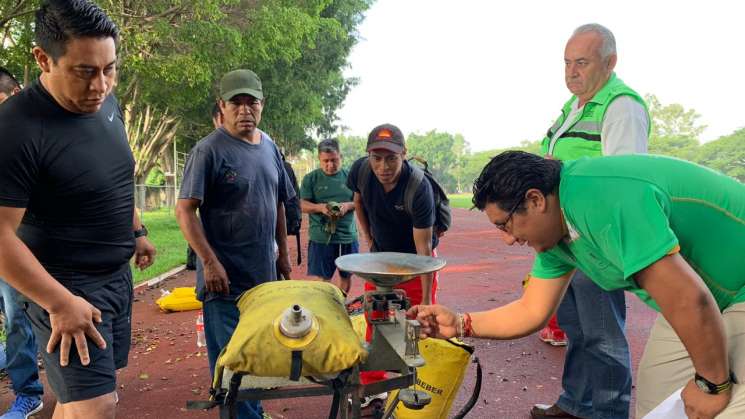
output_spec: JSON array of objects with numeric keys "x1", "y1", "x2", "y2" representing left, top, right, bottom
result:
[
  {"x1": 282, "y1": 157, "x2": 303, "y2": 264},
  {"x1": 356, "y1": 156, "x2": 451, "y2": 236}
]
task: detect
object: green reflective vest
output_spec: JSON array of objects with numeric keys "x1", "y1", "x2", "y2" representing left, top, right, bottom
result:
[{"x1": 540, "y1": 73, "x2": 649, "y2": 160}]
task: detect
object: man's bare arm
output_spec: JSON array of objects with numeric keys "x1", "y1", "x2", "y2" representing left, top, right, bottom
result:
[
  {"x1": 636, "y1": 253, "x2": 728, "y2": 383},
  {"x1": 636, "y1": 253, "x2": 731, "y2": 418},
  {"x1": 175, "y1": 198, "x2": 229, "y2": 293},
  {"x1": 300, "y1": 199, "x2": 330, "y2": 216},
  {"x1": 275, "y1": 201, "x2": 291, "y2": 279},
  {"x1": 175, "y1": 199, "x2": 218, "y2": 265},
  {"x1": 0, "y1": 206, "x2": 106, "y2": 366},
  {"x1": 353, "y1": 192, "x2": 372, "y2": 246},
  {"x1": 132, "y1": 208, "x2": 156, "y2": 270},
  {"x1": 411, "y1": 271, "x2": 572, "y2": 340},
  {"x1": 472, "y1": 272, "x2": 572, "y2": 338},
  {"x1": 0, "y1": 207, "x2": 78, "y2": 317},
  {"x1": 413, "y1": 226, "x2": 434, "y2": 304}
]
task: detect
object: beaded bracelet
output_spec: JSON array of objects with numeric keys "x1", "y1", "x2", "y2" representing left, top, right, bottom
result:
[
  {"x1": 463, "y1": 312, "x2": 473, "y2": 337},
  {"x1": 457, "y1": 312, "x2": 474, "y2": 339}
]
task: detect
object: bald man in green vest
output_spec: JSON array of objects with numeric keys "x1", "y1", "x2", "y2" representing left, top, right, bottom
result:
[{"x1": 529, "y1": 23, "x2": 650, "y2": 419}]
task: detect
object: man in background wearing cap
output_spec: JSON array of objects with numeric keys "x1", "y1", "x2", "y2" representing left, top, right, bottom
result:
[
  {"x1": 300, "y1": 138, "x2": 358, "y2": 294},
  {"x1": 346, "y1": 123, "x2": 440, "y2": 398},
  {"x1": 176, "y1": 69, "x2": 294, "y2": 419}
]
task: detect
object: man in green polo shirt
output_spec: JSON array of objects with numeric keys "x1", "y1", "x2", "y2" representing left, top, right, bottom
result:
[
  {"x1": 411, "y1": 151, "x2": 745, "y2": 419},
  {"x1": 300, "y1": 138, "x2": 358, "y2": 293}
]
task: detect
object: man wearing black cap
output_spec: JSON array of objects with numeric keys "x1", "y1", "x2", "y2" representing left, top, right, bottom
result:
[
  {"x1": 346, "y1": 123, "x2": 439, "y2": 394},
  {"x1": 176, "y1": 69, "x2": 295, "y2": 419}
]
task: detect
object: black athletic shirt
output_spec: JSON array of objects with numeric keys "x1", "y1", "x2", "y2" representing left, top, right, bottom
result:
[
  {"x1": 0, "y1": 80, "x2": 135, "y2": 281},
  {"x1": 347, "y1": 158, "x2": 437, "y2": 253}
]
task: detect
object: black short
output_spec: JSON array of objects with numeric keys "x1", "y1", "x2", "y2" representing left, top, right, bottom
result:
[
  {"x1": 307, "y1": 240, "x2": 359, "y2": 279},
  {"x1": 23, "y1": 267, "x2": 133, "y2": 403}
]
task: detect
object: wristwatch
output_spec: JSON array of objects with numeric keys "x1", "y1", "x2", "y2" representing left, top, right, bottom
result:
[
  {"x1": 134, "y1": 224, "x2": 148, "y2": 239},
  {"x1": 694, "y1": 372, "x2": 734, "y2": 394}
]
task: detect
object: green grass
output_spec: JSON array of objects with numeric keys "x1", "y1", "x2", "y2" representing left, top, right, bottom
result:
[
  {"x1": 132, "y1": 208, "x2": 187, "y2": 284},
  {"x1": 131, "y1": 195, "x2": 475, "y2": 284},
  {"x1": 447, "y1": 193, "x2": 474, "y2": 209}
]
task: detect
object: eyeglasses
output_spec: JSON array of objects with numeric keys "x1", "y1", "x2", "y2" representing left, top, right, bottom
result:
[{"x1": 494, "y1": 199, "x2": 523, "y2": 232}]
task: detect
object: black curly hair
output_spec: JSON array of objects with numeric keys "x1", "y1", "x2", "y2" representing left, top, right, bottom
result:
[{"x1": 472, "y1": 151, "x2": 562, "y2": 212}]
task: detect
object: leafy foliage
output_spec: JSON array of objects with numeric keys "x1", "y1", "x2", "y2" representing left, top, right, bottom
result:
[
  {"x1": 693, "y1": 128, "x2": 745, "y2": 182},
  {"x1": 337, "y1": 134, "x2": 367, "y2": 169},
  {"x1": 0, "y1": 0, "x2": 41, "y2": 84},
  {"x1": 407, "y1": 130, "x2": 469, "y2": 193},
  {"x1": 1, "y1": 0, "x2": 373, "y2": 181}
]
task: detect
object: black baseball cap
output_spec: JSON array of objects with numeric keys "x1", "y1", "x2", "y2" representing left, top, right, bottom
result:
[{"x1": 366, "y1": 123, "x2": 405, "y2": 153}]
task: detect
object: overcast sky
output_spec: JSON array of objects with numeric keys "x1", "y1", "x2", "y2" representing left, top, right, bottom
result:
[{"x1": 336, "y1": 0, "x2": 745, "y2": 151}]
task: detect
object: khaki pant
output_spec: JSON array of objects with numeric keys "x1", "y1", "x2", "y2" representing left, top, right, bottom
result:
[{"x1": 636, "y1": 302, "x2": 745, "y2": 418}]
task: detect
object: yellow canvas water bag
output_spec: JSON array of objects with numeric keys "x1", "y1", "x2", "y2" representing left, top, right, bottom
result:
[{"x1": 215, "y1": 281, "x2": 367, "y2": 382}]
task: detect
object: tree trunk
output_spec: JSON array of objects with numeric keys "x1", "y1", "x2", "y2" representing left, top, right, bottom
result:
[{"x1": 124, "y1": 84, "x2": 180, "y2": 185}]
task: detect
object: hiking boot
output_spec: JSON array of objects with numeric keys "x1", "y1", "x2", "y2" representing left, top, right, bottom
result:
[
  {"x1": 538, "y1": 326, "x2": 567, "y2": 346},
  {"x1": 0, "y1": 395, "x2": 43, "y2": 419}
]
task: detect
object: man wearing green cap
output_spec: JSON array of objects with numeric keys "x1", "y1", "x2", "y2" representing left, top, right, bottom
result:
[{"x1": 176, "y1": 69, "x2": 295, "y2": 419}]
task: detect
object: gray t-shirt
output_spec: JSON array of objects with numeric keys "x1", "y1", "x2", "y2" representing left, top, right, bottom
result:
[{"x1": 179, "y1": 128, "x2": 294, "y2": 301}]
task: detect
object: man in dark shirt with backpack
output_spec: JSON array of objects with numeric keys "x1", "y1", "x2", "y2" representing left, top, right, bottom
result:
[{"x1": 347, "y1": 123, "x2": 447, "y2": 396}]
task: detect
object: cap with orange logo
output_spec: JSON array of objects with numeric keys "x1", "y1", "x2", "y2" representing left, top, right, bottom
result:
[{"x1": 366, "y1": 123, "x2": 405, "y2": 153}]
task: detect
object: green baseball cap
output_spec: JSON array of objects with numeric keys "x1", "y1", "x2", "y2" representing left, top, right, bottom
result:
[{"x1": 219, "y1": 69, "x2": 264, "y2": 101}]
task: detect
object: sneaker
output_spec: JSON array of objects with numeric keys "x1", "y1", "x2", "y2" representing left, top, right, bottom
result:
[
  {"x1": 538, "y1": 326, "x2": 567, "y2": 346},
  {"x1": 0, "y1": 395, "x2": 43, "y2": 419}
]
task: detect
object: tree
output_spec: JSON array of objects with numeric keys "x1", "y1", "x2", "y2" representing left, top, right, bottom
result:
[
  {"x1": 646, "y1": 94, "x2": 706, "y2": 139},
  {"x1": 645, "y1": 94, "x2": 706, "y2": 160},
  {"x1": 460, "y1": 149, "x2": 497, "y2": 193},
  {"x1": 403, "y1": 130, "x2": 472, "y2": 193},
  {"x1": 0, "y1": 0, "x2": 40, "y2": 85},
  {"x1": 449, "y1": 134, "x2": 471, "y2": 192},
  {"x1": 694, "y1": 128, "x2": 745, "y2": 183},
  {"x1": 0, "y1": 0, "x2": 373, "y2": 183},
  {"x1": 456, "y1": 138, "x2": 542, "y2": 193},
  {"x1": 337, "y1": 134, "x2": 367, "y2": 169}
]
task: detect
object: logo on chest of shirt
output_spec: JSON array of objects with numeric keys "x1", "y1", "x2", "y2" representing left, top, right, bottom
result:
[
  {"x1": 394, "y1": 203, "x2": 405, "y2": 211},
  {"x1": 224, "y1": 169, "x2": 238, "y2": 183}
]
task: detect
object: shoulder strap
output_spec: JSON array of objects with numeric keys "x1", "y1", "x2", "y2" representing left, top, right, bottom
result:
[
  {"x1": 356, "y1": 157, "x2": 372, "y2": 198},
  {"x1": 404, "y1": 163, "x2": 425, "y2": 217}
]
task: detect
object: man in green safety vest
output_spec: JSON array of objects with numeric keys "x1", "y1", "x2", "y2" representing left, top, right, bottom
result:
[{"x1": 519, "y1": 23, "x2": 649, "y2": 419}]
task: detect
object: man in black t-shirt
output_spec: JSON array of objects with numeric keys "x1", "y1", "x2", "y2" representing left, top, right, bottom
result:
[
  {"x1": 346, "y1": 123, "x2": 440, "y2": 394},
  {"x1": 0, "y1": 2, "x2": 155, "y2": 418}
]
